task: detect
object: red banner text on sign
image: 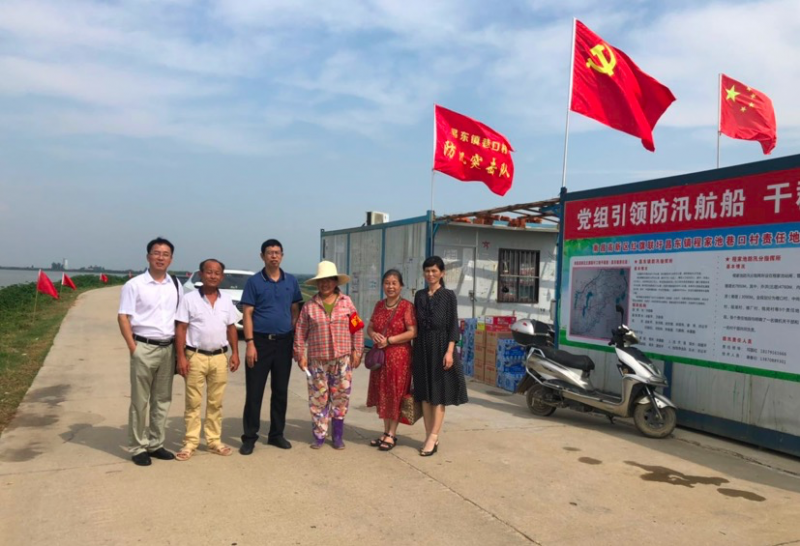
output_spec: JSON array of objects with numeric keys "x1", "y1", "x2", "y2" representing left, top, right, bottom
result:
[{"x1": 564, "y1": 168, "x2": 800, "y2": 240}]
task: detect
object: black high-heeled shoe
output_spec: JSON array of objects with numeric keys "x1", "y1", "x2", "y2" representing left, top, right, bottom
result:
[
  {"x1": 419, "y1": 434, "x2": 439, "y2": 457},
  {"x1": 419, "y1": 443, "x2": 438, "y2": 457}
]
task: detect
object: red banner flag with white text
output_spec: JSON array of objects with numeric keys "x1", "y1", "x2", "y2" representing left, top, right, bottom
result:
[
  {"x1": 62, "y1": 273, "x2": 77, "y2": 290},
  {"x1": 719, "y1": 74, "x2": 776, "y2": 154},
  {"x1": 37, "y1": 270, "x2": 59, "y2": 299},
  {"x1": 433, "y1": 105, "x2": 515, "y2": 196},
  {"x1": 570, "y1": 20, "x2": 676, "y2": 152}
]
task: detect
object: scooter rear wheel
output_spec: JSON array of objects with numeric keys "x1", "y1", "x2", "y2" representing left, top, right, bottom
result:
[
  {"x1": 633, "y1": 401, "x2": 676, "y2": 438},
  {"x1": 525, "y1": 385, "x2": 556, "y2": 417}
]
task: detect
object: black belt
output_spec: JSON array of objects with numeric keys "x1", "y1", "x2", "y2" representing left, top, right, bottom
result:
[
  {"x1": 186, "y1": 346, "x2": 228, "y2": 356},
  {"x1": 134, "y1": 335, "x2": 174, "y2": 347},
  {"x1": 254, "y1": 332, "x2": 292, "y2": 341}
]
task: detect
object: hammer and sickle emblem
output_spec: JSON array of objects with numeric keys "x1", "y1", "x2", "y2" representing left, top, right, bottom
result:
[{"x1": 586, "y1": 43, "x2": 616, "y2": 76}]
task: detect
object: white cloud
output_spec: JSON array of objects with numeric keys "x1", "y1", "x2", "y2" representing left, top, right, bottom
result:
[
  {"x1": 0, "y1": 56, "x2": 223, "y2": 106},
  {"x1": 0, "y1": 0, "x2": 798, "y2": 156}
]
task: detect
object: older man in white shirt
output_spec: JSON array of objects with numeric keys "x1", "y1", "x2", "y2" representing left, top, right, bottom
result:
[
  {"x1": 118, "y1": 237, "x2": 183, "y2": 466},
  {"x1": 174, "y1": 258, "x2": 240, "y2": 461}
]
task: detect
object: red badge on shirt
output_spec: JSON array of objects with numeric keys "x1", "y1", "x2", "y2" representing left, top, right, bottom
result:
[{"x1": 349, "y1": 312, "x2": 365, "y2": 333}]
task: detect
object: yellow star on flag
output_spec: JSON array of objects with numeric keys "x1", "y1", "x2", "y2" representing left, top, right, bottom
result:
[
  {"x1": 719, "y1": 73, "x2": 777, "y2": 155},
  {"x1": 725, "y1": 85, "x2": 740, "y2": 101}
]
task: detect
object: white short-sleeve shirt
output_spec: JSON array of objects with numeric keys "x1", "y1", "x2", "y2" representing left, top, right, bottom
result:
[
  {"x1": 176, "y1": 289, "x2": 237, "y2": 351},
  {"x1": 119, "y1": 270, "x2": 183, "y2": 339}
]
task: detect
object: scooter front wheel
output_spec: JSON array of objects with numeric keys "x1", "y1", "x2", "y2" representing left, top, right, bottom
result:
[
  {"x1": 633, "y1": 402, "x2": 676, "y2": 438},
  {"x1": 526, "y1": 385, "x2": 556, "y2": 417}
]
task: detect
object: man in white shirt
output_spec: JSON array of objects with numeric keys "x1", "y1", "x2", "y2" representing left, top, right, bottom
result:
[
  {"x1": 118, "y1": 237, "x2": 183, "y2": 466},
  {"x1": 174, "y1": 259, "x2": 241, "y2": 461}
]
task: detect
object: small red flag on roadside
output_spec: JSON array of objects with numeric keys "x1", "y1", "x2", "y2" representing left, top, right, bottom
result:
[
  {"x1": 62, "y1": 273, "x2": 77, "y2": 290},
  {"x1": 100, "y1": 273, "x2": 109, "y2": 284},
  {"x1": 37, "y1": 270, "x2": 59, "y2": 299}
]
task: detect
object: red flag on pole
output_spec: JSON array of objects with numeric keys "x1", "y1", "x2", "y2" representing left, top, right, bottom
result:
[
  {"x1": 37, "y1": 270, "x2": 59, "y2": 299},
  {"x1": 570, "y1": 20, "x2": 676, "y2": 152},
  {"x1": 433, "y1": 105, "x2": 515, "y2": 196},
  {"x1": 62, "y1": 273, "x2": 77, "y2": 290},
  {"x1": 719, "y1": 74, "x2": 776, "y2": 154},
  {"x1": 100, "y1": 273, "x2": 109, "y2": 284}
]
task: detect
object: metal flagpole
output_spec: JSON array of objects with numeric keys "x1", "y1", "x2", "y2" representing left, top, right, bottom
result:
[
  {"x1": 561, "y1": 18, "x2": 577, "y2": 189},
  {"x1": 554, "y1": 19, "x2": 578, "y2": 347},
  {"x1": 429, "y1": 170, "x2": 436, "y2": 256},
  {"x1": 32, "y1": 286, "x2": 40, "y2": 324},
  {"x1": 430, "y1": 170, "x2": 435, "y2": 219},
  {"x1": 716, "y1": 73, "x2": 722, "y2": 168},
  {"x1": 430, "y1": 104, "x2": 437, "y2": 256}
]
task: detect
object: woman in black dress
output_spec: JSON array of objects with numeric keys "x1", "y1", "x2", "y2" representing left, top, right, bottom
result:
[{"x1": 413, "y1": 256, "x2": 468, "y2": 456}]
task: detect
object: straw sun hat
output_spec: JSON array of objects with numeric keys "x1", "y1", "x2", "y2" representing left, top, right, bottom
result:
[{"x1": 305, "y1": 260, "x2": 351, "y2": 286}]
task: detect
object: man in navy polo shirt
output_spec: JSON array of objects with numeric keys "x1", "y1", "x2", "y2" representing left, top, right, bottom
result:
[{"x1": 240, "y1": 239, "x2": 303, "y2": 454}]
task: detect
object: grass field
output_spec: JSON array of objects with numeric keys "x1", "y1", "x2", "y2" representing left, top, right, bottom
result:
[
  {"x1": 0, "y1": 276, "x2": 126, "y2": 434},
  {"x1": 0, "y1": 273, "x2": 316, "y2": 435}
]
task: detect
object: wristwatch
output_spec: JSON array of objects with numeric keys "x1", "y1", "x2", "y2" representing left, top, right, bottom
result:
[{"x1": 244, "y1": 338, "x2": 254, "y2": 343}]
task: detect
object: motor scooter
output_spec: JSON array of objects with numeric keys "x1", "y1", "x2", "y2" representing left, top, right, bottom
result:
[{"x1": 511, "y1": 305, "x2": 677, "y2": 438}]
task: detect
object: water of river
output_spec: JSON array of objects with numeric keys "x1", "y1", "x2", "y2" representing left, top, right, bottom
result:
[{"x1": 0, "y1": 270, "x2": 121, "y2": 288}]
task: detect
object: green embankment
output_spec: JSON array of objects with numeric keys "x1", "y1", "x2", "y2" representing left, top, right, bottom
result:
[{"x1": 0, "y1": 276, "x2": 126, "y2": 434}]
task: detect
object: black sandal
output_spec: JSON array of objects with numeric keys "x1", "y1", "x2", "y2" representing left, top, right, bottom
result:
[
  {"x1": 370, "y1": 433, "x2": 389, "y2": 447},
  {"x1": 378, "y1": 434, "x2": 398, "y2": 451}
]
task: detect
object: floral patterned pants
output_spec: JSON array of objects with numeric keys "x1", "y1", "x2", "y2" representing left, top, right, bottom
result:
[{"x1": 307, "y1": 357, "x2": 352, "y2": 440}]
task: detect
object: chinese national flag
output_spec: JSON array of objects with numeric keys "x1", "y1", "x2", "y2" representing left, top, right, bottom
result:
[
  {"x1": 570, "y1": 20, "x2": 676, "y2": 152},
  {"x1": 719, "y1": 74, "x2": 776, "y2": 154},
  {"x1": 37, "y1": 270, "x2": 59, "y2": 299},
  {"x1": 433, "y1": 105, "x2": 514, "y2": 196},
  {"x1": 61, "y1": 273, "x2": 77, "y2": 290},
  {"x1": 100, "y1": 273, "x2": 109, "y2": 284}
]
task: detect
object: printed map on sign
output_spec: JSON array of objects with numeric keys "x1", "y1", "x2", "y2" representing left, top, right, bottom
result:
[{"x1": 569, "y1": 267, "x2": 630, "y2": 340}]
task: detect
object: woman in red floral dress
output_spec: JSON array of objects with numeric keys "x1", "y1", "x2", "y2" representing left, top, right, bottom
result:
[{"x1": 366, "y1": 270, "x2": 417, "y2": 451}]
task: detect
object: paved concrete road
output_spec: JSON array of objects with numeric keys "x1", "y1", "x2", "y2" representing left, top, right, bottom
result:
[{"x1": 1, "y1": 287, "x2": 799, "y2": 546}]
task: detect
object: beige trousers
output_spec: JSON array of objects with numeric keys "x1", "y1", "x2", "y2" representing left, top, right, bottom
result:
[
  {"x1": 128, "y1": 343, "x2": 175, "y2": 455},
  {"x1": 182, "y1": 351, "x2": 228, "y2": 450}
]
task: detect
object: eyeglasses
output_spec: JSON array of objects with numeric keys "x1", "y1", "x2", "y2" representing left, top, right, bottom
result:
[{"x1": 149, "y1": 251, "x2": 172, "y2": 258}]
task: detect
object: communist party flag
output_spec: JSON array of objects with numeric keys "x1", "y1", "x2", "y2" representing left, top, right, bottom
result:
[
  {"x1": 719, "y1": 74, "x2": 776, "y2": 154},
  {"x1": 37, "y1": 270, "x2": 59, "y2": 299},
  {"x1": 61, "y1": 273, "x2": 77, "y2": 290},
  {"x1": 100, "y1": 273, "x2": 109, "y2": 284},
  {"x1": 433, "y1": 105, "x2": 514, "y2": 196},
  {"x1": 570, "y1": 20, "x2": 676, "y2": 152}
]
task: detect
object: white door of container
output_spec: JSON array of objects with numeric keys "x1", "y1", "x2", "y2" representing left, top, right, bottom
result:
[{"x1": 437, "y1": 244, "x2": 476, "y2": 319}]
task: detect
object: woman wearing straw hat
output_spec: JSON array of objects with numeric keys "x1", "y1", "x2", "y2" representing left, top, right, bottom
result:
[{"x1": 294, "y1": 261, "x2": 364, "y2": 449}]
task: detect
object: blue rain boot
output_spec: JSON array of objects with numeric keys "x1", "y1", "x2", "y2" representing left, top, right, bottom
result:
[
  {"x1": 332, "y1": 419, "x2": 345, "y2": 450},
  {"x1": 310, "y1": 435, "x2": 325, "y2": 449}
]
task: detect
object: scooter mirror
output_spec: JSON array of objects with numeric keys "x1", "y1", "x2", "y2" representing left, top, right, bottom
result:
[{"x1": 615, "y1": 304, "x2": 625, "y2": 324}]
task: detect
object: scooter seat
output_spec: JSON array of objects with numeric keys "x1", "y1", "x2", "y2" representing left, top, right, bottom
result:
[{"x1": 540, "y1": 346, "x2": 595, "y2": 371}]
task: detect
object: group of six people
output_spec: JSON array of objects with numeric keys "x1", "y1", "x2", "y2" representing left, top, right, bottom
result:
[{"x1": 117, "y1": 237, "x2": 468, "y2": 466}]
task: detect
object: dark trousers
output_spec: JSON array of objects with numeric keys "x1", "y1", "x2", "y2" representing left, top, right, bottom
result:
[{"x1": 242, "y1": 334, "x2": 293, "y2": 444}]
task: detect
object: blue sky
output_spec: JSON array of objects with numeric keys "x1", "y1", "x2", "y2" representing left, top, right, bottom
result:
[{"x1": 1, "y1": 0, "x2": 798, "y2": 274}]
